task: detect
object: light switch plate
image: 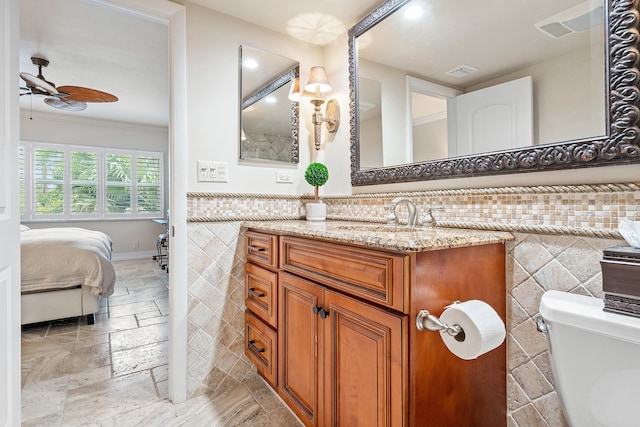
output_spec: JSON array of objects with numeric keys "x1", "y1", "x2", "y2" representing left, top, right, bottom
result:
[{"x1": 197, "y1": 160, "x2": 215, "y2": 182}]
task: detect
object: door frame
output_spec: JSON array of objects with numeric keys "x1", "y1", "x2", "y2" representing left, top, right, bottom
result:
[
  {"x1": 405, "y1": 76, "x2": 462, "y2": 159},
  {"x1": 101, "y1": 0, "x2": 188, "y2": 403},
  {"x1": 1, "y1": 0, "x2": 22, "y2": 423}
]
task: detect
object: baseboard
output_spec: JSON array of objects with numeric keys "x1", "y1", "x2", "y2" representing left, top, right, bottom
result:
[{"x1": 112, "y1": 251, "x2": 157, "y2": 261}]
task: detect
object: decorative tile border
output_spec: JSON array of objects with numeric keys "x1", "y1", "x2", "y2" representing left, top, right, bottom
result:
[
  {"x1": 187, "y1": 193, "x2": 303, "y2": 222},
  {"x1": 187, "y1": 183, "x2": 639, "y2": 238}
]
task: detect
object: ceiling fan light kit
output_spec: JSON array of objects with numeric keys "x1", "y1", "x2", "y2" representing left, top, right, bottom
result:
[
  {"x1": 44, "y1": 97, "x2": 88, "y2": 111},
  {"x1": 19, "y1": 56, "x2": 118, "y2": 111}
]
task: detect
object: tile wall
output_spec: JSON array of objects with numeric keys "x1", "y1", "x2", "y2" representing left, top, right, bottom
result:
[
  {"x1": 185, "y1": 221, "x2": 250, "y2": 396},
  {"x1": 186, "y1": 183, "x2": 639, "y2": 426}
]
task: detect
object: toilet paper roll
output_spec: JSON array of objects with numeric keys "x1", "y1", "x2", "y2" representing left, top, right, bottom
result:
[{"x1": 439, "y1": 300, "x2": 506, "y2": 360}]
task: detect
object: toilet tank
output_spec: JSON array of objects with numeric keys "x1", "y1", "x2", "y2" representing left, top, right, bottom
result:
[{"x1": 539, "y1": 290, "x2": 640, "y2": 427}]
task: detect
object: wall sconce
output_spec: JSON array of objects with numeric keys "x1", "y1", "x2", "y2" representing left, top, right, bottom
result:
[{"x1": 301, "y1": 66, "x2": 340, "y2": 150}]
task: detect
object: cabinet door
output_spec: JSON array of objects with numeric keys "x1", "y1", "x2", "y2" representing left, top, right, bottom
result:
[
  {"x1": 278, "y1": 272, "x2": 324, "y2": 427},
  {"x1": 323, "y1": 290, "x2": 408, "y2": 427}
]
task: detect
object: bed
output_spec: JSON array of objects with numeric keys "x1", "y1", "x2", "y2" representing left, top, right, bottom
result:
[{"x1": 20, "y1": 226, "x2": 116, "y2": 325}]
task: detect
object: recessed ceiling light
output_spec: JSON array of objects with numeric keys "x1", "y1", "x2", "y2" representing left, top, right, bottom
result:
[
  {"x1": 404, "y1": 5, "x2": 424, "y2": 20},
  {"x1": 287, "y1": 13, "x2": 345, "y2": 46},
  {"x1": 265, "y1": 96, "x2": 277, "y2": 104},
  {"x1": 243, "y1": 59, "x2": 258, "y2": 69}
]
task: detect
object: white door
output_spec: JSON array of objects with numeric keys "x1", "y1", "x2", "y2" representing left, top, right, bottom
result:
[
  {"x1": 455, "y1": 76, "x2": 533, "y2": 156},
  {"x1": 0, "y1": 0, "x2": 22, "y2": 424}
]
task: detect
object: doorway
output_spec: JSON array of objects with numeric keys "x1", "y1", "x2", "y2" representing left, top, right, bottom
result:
[{"x1": 6, "y1": 0, "x2": 187, "y2": 420}]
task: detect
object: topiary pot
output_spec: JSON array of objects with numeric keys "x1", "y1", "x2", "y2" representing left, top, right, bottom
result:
[{"x1": 305, "y1": 202, "x2": 326, "y2": 221}]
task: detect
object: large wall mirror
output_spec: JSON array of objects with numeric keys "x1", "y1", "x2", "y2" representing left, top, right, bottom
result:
[
  {"x1": 240, "y1": 46, "x2": 299, "y2": 164},
  {"x1": 349, "y1": 0, "x2": 640, "y2": 186}
]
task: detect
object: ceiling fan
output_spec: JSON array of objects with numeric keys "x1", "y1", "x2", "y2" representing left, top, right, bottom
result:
[{"x1": 19, "y1": 56, "x2": 118, "y2": 111}]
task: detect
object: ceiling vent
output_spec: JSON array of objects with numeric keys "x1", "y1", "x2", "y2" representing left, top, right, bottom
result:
[
  {"x1": 445, "y1": 65, "x2": 479, "y2": 78},
  {"x1": 535, "y1": 0, "x2": 604, "y2": 39}
]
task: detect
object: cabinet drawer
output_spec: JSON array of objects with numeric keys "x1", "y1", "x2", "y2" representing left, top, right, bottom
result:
[
  {"x1": 246, "y1": 231, "x2": 278, "y2": 270},
  {"x1": 245, "y1": 263, "x2": 278, "y2": 329},
  {"x1": 280, "y1": 236, "x2": 408, "y2": 312},
  {"x1": 245, "y1": 310, "x2": 277, "y2": 388}
]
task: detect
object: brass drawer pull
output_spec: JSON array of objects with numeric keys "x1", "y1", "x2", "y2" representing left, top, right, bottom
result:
[
  {"x1": 248, "y1": 339, "x2": 265, "y2": 353},
  {"x1": 248, "y1": 288, "x2": 265, "y2": 298},
  {"x1": 248, "y1": 245, "x2": 266, "y2": 252}
]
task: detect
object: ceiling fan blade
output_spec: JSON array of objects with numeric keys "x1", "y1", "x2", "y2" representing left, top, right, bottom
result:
[
  {"x1": 44, "y1": 97, "x2": 87, "y2": 111},
  {"x1": 19, "y1": 72, "x2": 58, "y2": 95},
  {"x1": 57, "y1": 86, "x2": 118, "y2": 103}
]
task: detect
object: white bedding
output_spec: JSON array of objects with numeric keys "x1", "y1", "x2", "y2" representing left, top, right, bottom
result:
[{"x1": 20, "y1": 227, "x2": 116, "y2": 297}]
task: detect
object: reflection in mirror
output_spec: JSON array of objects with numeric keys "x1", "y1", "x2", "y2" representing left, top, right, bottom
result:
[
  {"x1": 358, "y1": 77, "x2": 383, "y2": 169},
  {"x1": 411, "y1": 91, "x2": 448, "y2": 163},
  {"x1": 349, "y1": 0, "x2": 639, "y2": 186},
  {"x1": 240, "y1": 46, "x2": 299, "y2": 163}
]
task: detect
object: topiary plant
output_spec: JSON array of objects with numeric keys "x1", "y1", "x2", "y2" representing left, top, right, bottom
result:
[{"x1": 304, "y1": 162, "x2": 329, "y2": 203}]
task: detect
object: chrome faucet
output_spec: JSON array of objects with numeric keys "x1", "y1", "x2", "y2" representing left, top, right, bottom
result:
[
  {"x1": 420, "y1": 205, "x2": 445, "y2": 228},
  {"x1": 389, "y1": 197, "x2": 419, "y2": 226}
]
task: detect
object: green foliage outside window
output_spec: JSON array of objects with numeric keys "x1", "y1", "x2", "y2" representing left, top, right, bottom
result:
[
  {"x1": 137, "y1": 156, "x2": 161, "y2": 212},
  {"x1": 22, "y1": 144, "x2": 162, "y2": 219},
  {"x1": 106, "y1": 154, "x2": 132, "y2": 213},
  {"x1": 34, "y1": 148, "x2": 64, "y2": 215},
  {"x1": 71, "y1": 151, "x2": 98, "y2": 214}
]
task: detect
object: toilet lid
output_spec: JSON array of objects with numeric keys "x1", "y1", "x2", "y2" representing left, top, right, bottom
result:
[{"x1": 540, "y1": 291, "x2": 640, "y2": 345}]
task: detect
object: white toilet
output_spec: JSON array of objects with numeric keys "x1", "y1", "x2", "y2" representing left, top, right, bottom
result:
[{"x1": 539, "y1": 290, "x2": 640, "y2": 427}]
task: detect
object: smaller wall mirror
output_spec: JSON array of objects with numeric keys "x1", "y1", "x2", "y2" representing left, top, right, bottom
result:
[{"x1": 240, "y1": 46, "x2": 299, "y2": 164}]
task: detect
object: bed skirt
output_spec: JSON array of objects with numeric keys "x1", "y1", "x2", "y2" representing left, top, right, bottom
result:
[{"x1": 21, "y1": 286, "x2": 100, "y2": 325}]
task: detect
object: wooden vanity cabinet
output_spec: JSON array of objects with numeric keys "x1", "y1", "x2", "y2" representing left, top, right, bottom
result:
[
  {"x1": 244, "y1": 229, "x2": 507, "y2": 427},
  {"x1": 278, "y1": 271, "x2": 406, "y2": 427}
]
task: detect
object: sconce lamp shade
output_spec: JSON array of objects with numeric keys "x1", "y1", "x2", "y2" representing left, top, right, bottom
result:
[
  {"x1": 305, "y1": 66, "x2": 332, "y2": 94},
  {"x1": 288, "y1": 77, "x2": 301, "y2": 102}
]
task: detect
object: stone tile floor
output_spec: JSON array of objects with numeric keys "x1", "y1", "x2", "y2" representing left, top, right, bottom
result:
[{"x1": 21, "y1": 259, "x2": 301, "y2": 426}]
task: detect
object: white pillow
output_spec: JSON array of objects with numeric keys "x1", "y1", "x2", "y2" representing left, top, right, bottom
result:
[{"x1": 20, "y1": 224, "x2": 30, "y2": 231}]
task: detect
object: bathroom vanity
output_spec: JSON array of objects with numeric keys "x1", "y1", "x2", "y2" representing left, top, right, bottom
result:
[{"x1": 243, "y1": 221, "x2": 513, "y2": 426}]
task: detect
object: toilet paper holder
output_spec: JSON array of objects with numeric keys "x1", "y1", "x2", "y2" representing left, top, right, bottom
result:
[{"x1": 416, "y1": 305, "x2": 466, "y2": 342}]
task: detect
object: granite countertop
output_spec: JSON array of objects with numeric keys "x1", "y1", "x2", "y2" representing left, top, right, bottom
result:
[{"x1": 242, "y1": 220, "x2": 514, "y2": 252}]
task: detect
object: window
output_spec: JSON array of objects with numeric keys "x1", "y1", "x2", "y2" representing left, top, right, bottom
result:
[{"x1": 20, "y1": 141, "x2": 164, "y2": 221}]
